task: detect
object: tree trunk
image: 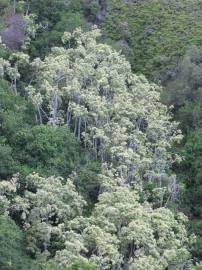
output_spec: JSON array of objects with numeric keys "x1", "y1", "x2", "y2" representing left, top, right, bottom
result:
[
  {"x1": 84, "y1": 118, "x2": 87, "y2": 148},
  {"x1": 25, "y1": 0, "x2": 30, "y2": 16},
  {"x1": 127, "y1": 164, "x2": 134, "y2": 183},
  {"x1": 37, "y1": 105, "x2": 42, "y2": 124},
  {"x1": 50, "y1": 93, "x2": 58, "y2": 125},
  {"x1": 67, "y1": 111, "x2": 71, "y2": 126},
  {"x1": 74, "y1": 117, "x2": 78, "y2": 137},
  {"x1": 13, "y1": 0, "x2": 16, "y2": 14},
  {"x1": 12, "y1": 77, "x2": 17, "y2": 95},
  {"x1": 77, "y1": 117, "x2": 81, "y2": 140}
]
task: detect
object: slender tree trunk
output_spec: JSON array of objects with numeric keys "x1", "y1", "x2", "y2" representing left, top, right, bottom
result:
[
  {"x1": 37, "y1": 105, "x2": 42, "y2": 124},
  {"x1": 13, "y1": 0, "x2": 16, "y2": 14},
  {"x1": 12, "y1": 77, "x2": 17, "y2": 95},
  {"x1": 66, "y1": 111, "x2": 71, "y2": 126},
  {"x1": 94, "y1": 137, "x2": 98, "y2": 160},
  {"x1": 74, "y1": 117, "x2": 78, "y2": 137},
  {"x1": 35, "y1": 113, "x2": 38, "y2": 124},
  {"x1": 77, "y1": 117, "x2": 81, "y2": 140},
  {"x1": 50, "y1": 93, "x2": 58, "y2": 125},
  {"x1": 98, "y1": 251, "x2": 104, "y2": 270},
  {"x1": 40, "y1": 107, "x2": 49, "y2": 120},
  {"x1": 101, "y1": 149, "x2": 105, "y2": 163},
  {"x1": 25, "y1": 0, "x2": 30, "y2": 16},
  {"x1": 84, "y1": 118, "x2": 87, "y2": 148},
  {"x1": 127, "y1": 164, "x2": 133, "y2": 183}
]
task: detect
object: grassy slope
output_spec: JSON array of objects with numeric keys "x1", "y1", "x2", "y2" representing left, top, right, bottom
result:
[{"x1": 100, "y1": 0, "x2": 202, "y2": 79}]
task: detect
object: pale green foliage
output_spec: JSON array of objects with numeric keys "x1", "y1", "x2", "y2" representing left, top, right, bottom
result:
[
  {"x1": 0, "y1": 27, "x2": 192, "y2": 269},
  {"x1": 0, "y1": 173, "x2": 18, "y2": 214},
  {"x1": 27, "y1": 27, "x2": 182, "y2": 196},
  {"x1": 0, "y1": 174, "x2": 192, "y2": 269},
  {"x1": 0, "y1": 51, "x2": 30, "y2": 94},
  {"x1": 22, "y1": 14, "x2": 39, "y2": 49},
  {"x1": 0, "y1": 4, "x2": 196, "y2": 269},
  {"x1": 0, "y1": 57, "x2": 10, "y2": 77},
  {"x1": 0, "y1": 173, "x2": 86, "y2": 263},
  {"x1": 83, "y1": 187, "x2": 190, "y2": 270}
]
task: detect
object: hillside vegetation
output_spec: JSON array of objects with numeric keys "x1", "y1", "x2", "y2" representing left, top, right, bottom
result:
[{"x1": 0, "y1": 0, "x2": 202, "y2": 269}]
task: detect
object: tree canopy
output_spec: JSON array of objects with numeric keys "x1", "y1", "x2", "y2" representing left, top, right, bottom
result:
[{"x1": 0, "y1": 1, "x2": 202, "y2": 268}]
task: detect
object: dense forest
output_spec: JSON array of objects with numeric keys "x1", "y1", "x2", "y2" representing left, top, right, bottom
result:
[{"x1": 0, "y1": 0, "x2": 202, "y2": 269}]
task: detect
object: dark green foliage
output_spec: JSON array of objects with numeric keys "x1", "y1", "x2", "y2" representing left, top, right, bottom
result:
[
  {"x1": 0, "y1": 215, "x2": 40, "y2": 270},
  {"x1": 176, "y1": 101, "x2": 202, "y2": 134},
  {"x1": 0, "y1": 79, "x2": 34, "y2": 137},
  {"x1": 28, "y1": 0, "x2": 88, "y2": 58},
  {"x1": 159, "y1": 47, "x2": 202, "y2": 262},
  {"x1": 180, "y1": 128, "x2": 202, "y2": 218},
  {"x1": 29, "y1": 11, "x2": 87, "y2": 58},
  {"x1": 1, "y1": 0, "x2": 202, "y2": 266},
  {"x1": 13, "y1": 125, "x2": 84, "y2": 178},
  {"x1": 0, "y1": 139, "x2": 15, "y2": 179},
  {"x1": 176, "y1": 127, "x2": 202, "y2": 260},
  {"x1": 0, "y1": 44, "x2": 10, "y2": 59},
  {"x1": 0, "y1": 79, "x2": 80, "y2": 178},
  {"x1": 0, "y1": 79, "x2": 101, "y2": 207},
  {"x1": 190, "y1": 220, "x2": 202, "y2": 259},
  {"x1": 75, "y1": 161, "x2": 101, "y2": 211},
  {"x1": 11, "y1": 125, "x2": 101, "y2": 205},
  {"x1": 0, "y1": 79, "x2": 34, "y2": 179},
  {"x1": 46, "y1": 260, "x2": 97, "y2": 270},
  {"x1": 162, "y1": 46, "x2": 202, "y2": 107},
  {"x1": 0, "y1": 79, "x2": 101, "y2": 267}
]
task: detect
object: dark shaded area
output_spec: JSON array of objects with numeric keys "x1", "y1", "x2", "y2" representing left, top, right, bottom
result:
[
  {"x1": 1, "y1": 13, "x2": 26, "y2": 50},
  {"x1": 0, "y1": 215, "x2": 40, "y2": 270}
]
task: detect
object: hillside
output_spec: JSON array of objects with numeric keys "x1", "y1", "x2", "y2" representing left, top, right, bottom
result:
[{"x1": 0, "y1": 1, "x2": 202, "y2": 269}]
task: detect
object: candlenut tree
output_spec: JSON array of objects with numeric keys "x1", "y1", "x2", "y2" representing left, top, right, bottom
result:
[
  {"x1": 0, "y1": 175, "x2": 192, "y2": 269},
  {"x1": 0, "y1": 173, "x2": 86, "y2": 263},
  {"x1": 83, "y1": 187, "x2": 191, "y2": 270},
  {"x1": 0, "y1": 51, "x2": 29, "y2": 95},
  {"x1": 27, "y1": 27, "x2": 182, "y2": 195}
]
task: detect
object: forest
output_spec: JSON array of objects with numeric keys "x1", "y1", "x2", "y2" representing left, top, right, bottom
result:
[{"x1": 0, "y1": 0, "x2": 202, "y2": 269}]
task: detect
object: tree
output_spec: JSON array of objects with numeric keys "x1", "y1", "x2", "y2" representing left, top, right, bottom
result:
[
  {"x1": 0, "y1": 52, "x2": 30, "y2": 95},
  {"x1": 0, "y1": 173, "x2": 86, "y2": 264},
  {"x1": 26, "y1": 0, "x2": 88, "y2": 58},
  {"x1": 0, "y1": 78, "x2": 34, "y2": 179},
  {"x1": 0, "y1": 139, "x2": 15, "y2": 179},
  {"x1": 0, "y1": 78, "x2": 101, "y2": 206},
  {"x1": 46, "y1": 259, "x2": 97, "y2": 270},
  {"x1": 0, "y1": 175, "x2": 192, "y2": 269},
  {"x1": 0, "y1": 215, "x2": 40, "y2": 270},
  {"x1": 13, "y1": 125, "x2": 85, "y2": 178},
  {"x1": 162, "y1": 46, "x2": 202, "y2": 107},
  {"x1": 178, "y1": 128, "x2": 202, "y2": 259},
  {"x1": 156, "y1": 45, "x2": 202, "y2": 261},
  {"x1": 0, "y1": 23, "x2": 194, "y2": 269},
  {"x1": 27, "y1": 27, "x2": 182, "y2": 196},
  {"x1": 82, "y1": 187, "x2": 191, "y2": 270},
  {"x1": 182, "y1": 128, "x2": 202, "y2": 218}
]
